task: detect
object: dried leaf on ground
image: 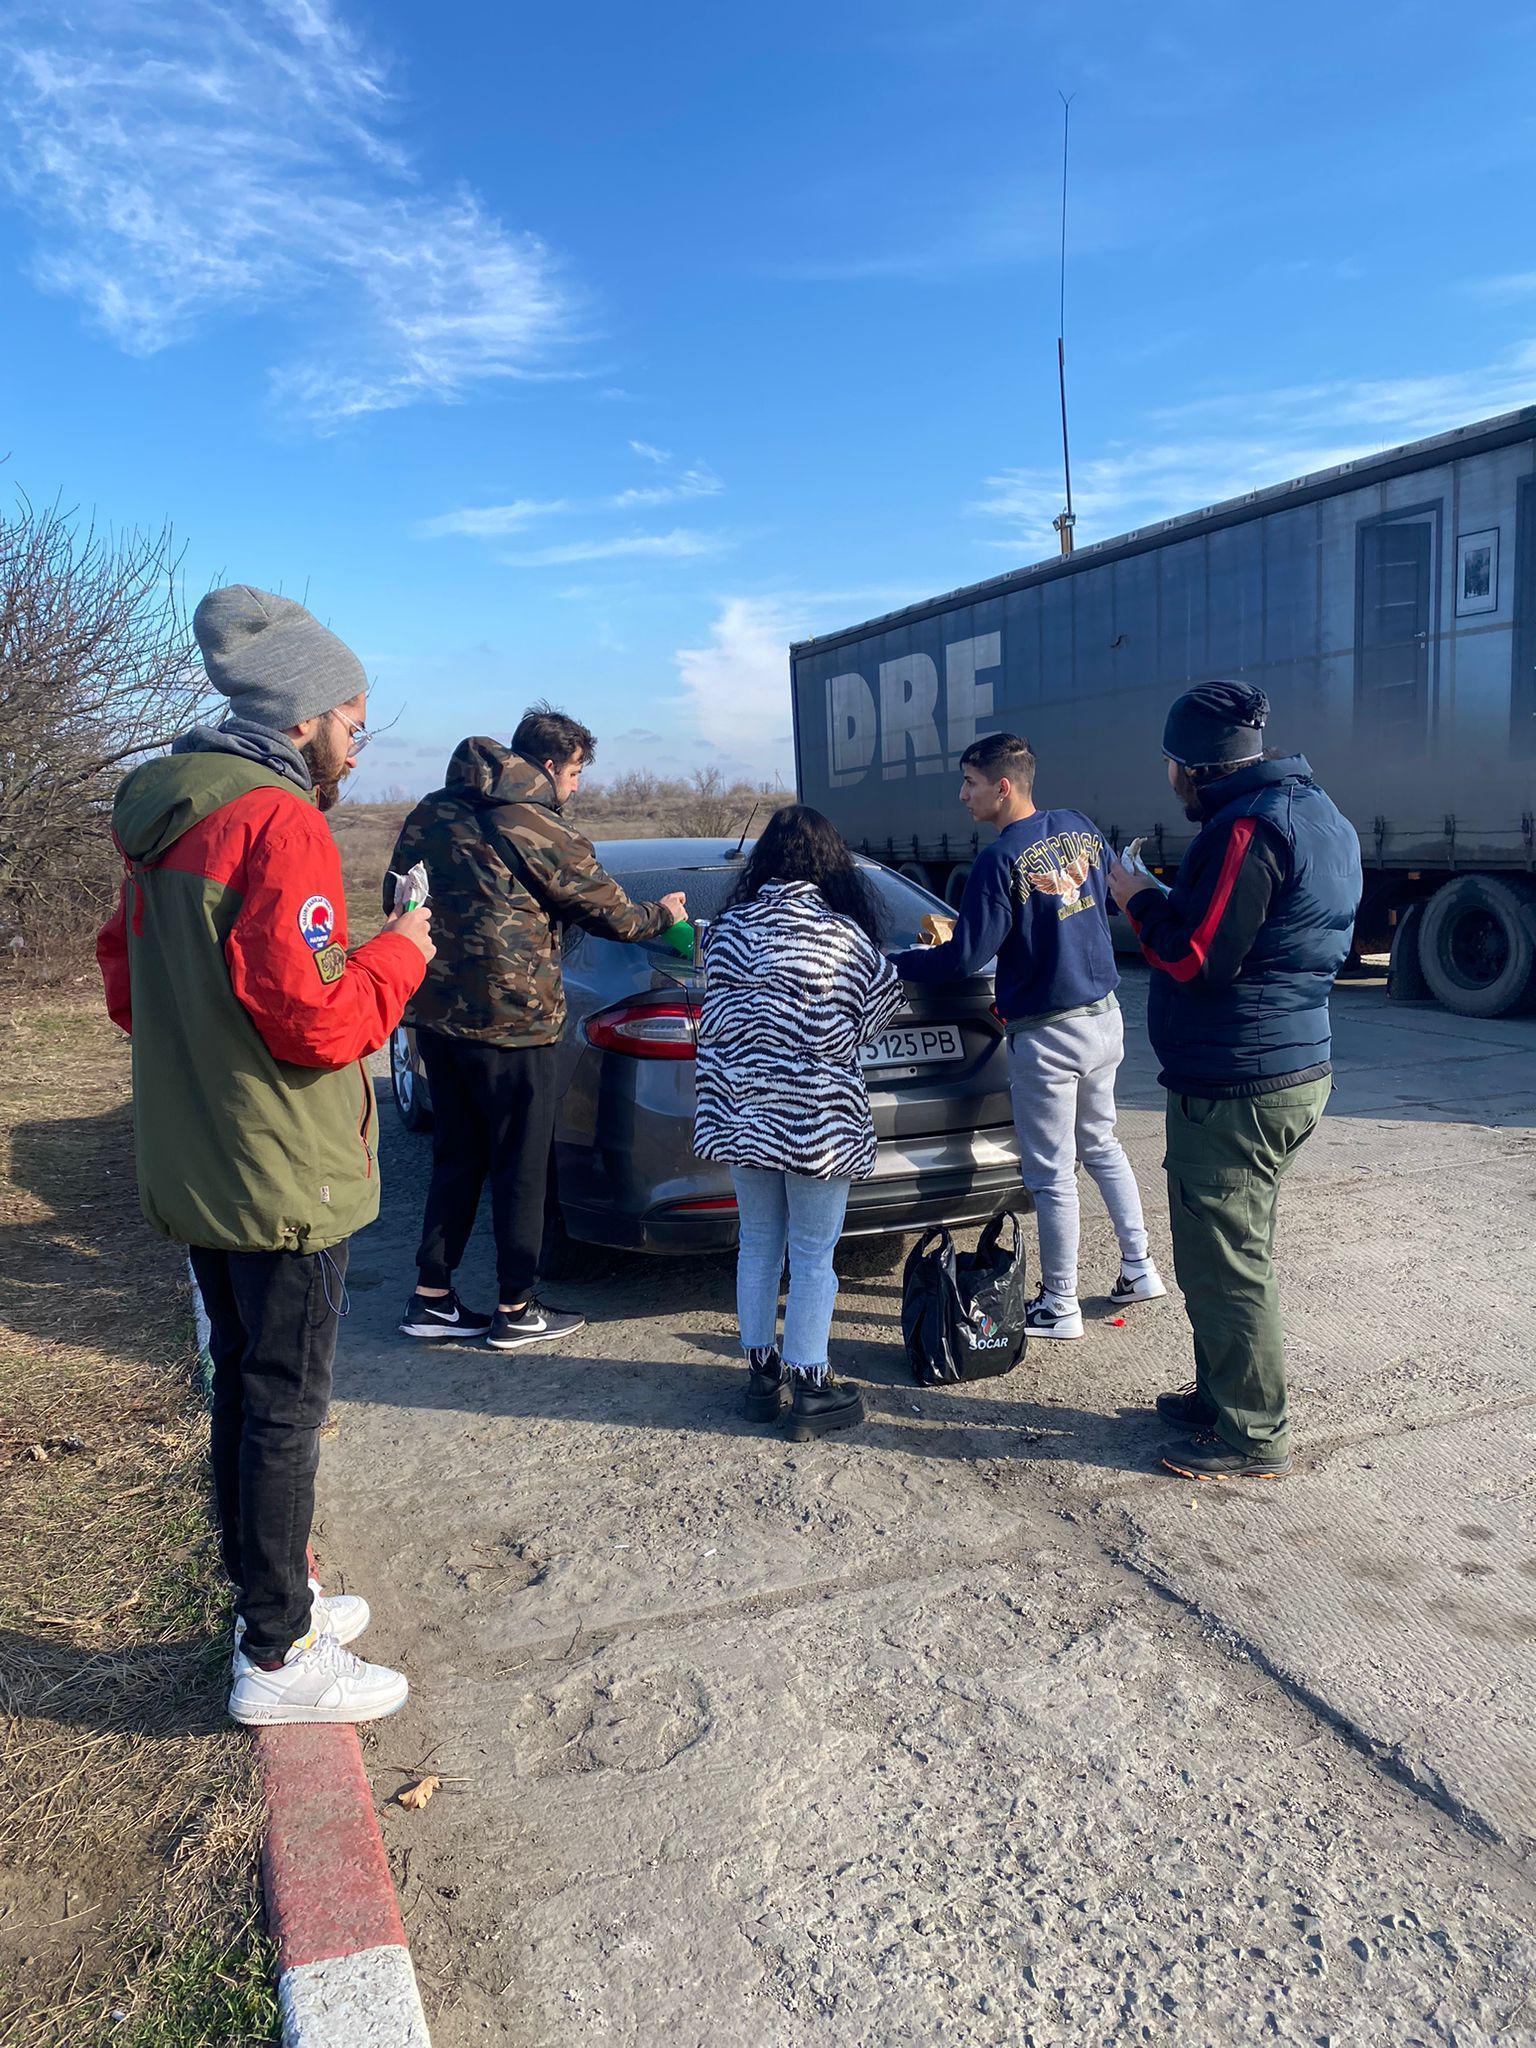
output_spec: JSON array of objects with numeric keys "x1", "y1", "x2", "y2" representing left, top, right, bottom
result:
[{"x1": 397, "y1": 1774, "x2": 441, "y2": 1811}]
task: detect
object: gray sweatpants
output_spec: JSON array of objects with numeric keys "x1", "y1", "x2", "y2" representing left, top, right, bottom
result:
[{"x1": 1007, "y1": 999, "x2": 1149, "y2": 1299}]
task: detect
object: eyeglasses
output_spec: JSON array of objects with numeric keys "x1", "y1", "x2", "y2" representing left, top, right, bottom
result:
[{"x1": 330, "y1": 709, "x2": 371, "y2": 753}]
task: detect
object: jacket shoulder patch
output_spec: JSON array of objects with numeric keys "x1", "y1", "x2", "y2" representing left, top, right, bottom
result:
[{"x1": 314, "y1": 943, "x2": 347, "y2": 984}]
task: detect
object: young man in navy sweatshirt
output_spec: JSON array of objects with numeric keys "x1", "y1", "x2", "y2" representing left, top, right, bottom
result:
[{"x1": 893, "y1": 732, "x2": 1164, "y2": 1340}]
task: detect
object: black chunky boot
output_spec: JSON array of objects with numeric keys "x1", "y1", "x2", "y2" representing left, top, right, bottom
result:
[
  {"x1": 784, "y1": 1373, "x2": 865, "y2": 1443},
  {"x1": 744, "y1": 1349, "x2": 787, "y2": 1423},
  {"x1": 1155, "y1": 1381, "x2": 1217, "y2": 1429}
]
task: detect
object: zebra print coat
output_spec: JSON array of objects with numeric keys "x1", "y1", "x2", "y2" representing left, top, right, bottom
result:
[{"x1": 693, "y1": 880, "x2": 904, "y2": 1181}]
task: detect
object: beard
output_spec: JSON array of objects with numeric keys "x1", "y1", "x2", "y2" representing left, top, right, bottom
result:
[
  {"x1": 1171, "y1": 764, "x2": 1203, "y2": 822},
  {"x1": 300, "y1": 731, "x2": 351, "y2": 812}
]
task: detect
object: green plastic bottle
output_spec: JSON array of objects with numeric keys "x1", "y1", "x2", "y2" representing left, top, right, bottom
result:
[{"x1": 662, "y1": 918, "x2": 696, "y2": 960}]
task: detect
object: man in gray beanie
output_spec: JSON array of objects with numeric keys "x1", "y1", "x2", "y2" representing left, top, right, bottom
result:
[
  {"x1": 98, "y1": 586, "x2": 434, "y2": 1725},
  {"x1": 1109, "y1": 681, "x2": 1361, "y2": 1483},
  {"x1": 184, "y1": 584, "x2": 372, "y2": 809}
]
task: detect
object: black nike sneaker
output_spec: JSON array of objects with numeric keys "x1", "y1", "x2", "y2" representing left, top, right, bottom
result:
[
  {"x1": 484, "y1": 1299, "x2": 587, "y2": 1351},
  {"x1": 398, "y1": 1289, "x2": 493, "y2": 1341}
]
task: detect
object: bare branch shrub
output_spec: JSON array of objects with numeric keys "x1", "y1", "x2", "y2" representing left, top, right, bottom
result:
[
  {"x1": 678, "y1": 765, "x2": 746, "y2": 837},
  {"x1": 603, "y1": 767, "x2": 664, "y2": 809},
  {"x1": 0, "y1": 498, "x2": 210, "y2": 979}
]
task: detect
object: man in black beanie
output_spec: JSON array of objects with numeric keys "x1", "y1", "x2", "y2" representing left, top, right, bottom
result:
[{"x1": 1108, "y1": 681, "x2": 1362, "y2": 1480}]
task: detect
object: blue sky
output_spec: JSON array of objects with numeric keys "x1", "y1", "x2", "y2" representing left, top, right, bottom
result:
[{"x1": 1, "y1": 0, "x2": 1533, "y2": 798}]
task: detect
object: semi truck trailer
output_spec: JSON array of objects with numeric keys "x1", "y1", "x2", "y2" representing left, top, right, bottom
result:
[{"x1": 790, "y1": 407, "x2": 1536, "y2": 1017}]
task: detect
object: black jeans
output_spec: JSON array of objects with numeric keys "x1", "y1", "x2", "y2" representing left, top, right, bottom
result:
[
  {"x1": 415, "y1": 1032, "x2": 559, "y2": 1304},
  {"x1": 188, "y1": 1242, "x2": 348, "y2": 1664}
]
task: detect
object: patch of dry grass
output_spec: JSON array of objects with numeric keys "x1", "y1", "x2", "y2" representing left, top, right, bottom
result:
[{"x1": 0, "y1": 996, "x2": 277, "y2": 2048}]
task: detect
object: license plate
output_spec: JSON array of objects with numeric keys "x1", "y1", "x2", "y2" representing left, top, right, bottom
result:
[{"x1": 860, "y1": 1023, "x2": 965, "y2": 1070}]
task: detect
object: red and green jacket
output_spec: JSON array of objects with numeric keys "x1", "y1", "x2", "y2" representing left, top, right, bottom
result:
[{"x1": 97, "y1": 752, "x2": 424, "y2": 1254}]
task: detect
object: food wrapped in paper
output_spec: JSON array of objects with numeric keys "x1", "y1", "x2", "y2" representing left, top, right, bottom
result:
[
  {"x1": 1119, "y1": 838, "x2": 1169, "y2": 897},
  {"x1": 389, "y1": 861, "x2": 431, "y2": 913}
]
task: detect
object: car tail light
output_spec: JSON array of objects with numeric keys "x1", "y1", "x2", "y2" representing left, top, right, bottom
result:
[
  {"x1": 663, "y1": 1196, "x2": 738, "y2": 1213},
  {"x1": 585, "y1": 996, "x2": 700, "y2": 1060}
]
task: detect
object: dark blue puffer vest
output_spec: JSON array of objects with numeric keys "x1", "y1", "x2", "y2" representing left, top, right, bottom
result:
[{"x1": 1148, "y1": 755, "x2": 1363, "y2": 1096}]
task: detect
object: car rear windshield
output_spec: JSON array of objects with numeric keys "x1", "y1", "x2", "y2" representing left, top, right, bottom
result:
[{"x1": 613, "y1": 863, "x2": 946, "y2": 953}]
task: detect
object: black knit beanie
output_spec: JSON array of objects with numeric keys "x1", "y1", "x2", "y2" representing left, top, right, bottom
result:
[{"x1": 1163, "y1": 680, "x2": 1269, "y2": 772}]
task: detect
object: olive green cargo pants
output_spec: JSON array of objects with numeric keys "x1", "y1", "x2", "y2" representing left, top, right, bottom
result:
[{"x1": 1164, "y1": 1077, "x2": 1332, "y2": 1462}]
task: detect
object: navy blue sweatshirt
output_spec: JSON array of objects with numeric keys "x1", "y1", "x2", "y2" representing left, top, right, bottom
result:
[{"x1": 893, "y1": 808, "x2": 1119, "y2": 1023}]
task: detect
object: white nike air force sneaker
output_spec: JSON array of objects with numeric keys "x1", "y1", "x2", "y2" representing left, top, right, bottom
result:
[
  {"x1": 227, "y1": 1628, "x2": 409, "y2": 1727},
  {"x1": 233, "y1": 1576, "x2": 369, "y2": 1664}
]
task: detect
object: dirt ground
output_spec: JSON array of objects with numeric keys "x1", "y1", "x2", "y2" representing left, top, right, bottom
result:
[{"x1": 318, "y1": 970, "x2": 1534, "y2": 2047}]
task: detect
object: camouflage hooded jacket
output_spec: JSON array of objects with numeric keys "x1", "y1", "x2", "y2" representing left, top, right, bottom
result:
[{"x1": 389, "y1": 739, "x2": 674, "y2": 1047}]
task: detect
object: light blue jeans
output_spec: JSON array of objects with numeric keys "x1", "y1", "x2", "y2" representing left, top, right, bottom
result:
[{"x1": 730, "y1": 1166, "x2": 851, "y2": 1380}]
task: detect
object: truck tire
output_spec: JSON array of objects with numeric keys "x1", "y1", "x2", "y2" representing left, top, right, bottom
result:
[
  {"x1": 895, "y1": 860, "x2": 934, "y2": 893},
  {"x1": 1386, "y1": 902, "x2": 1431, "y2": 1003},
  {"x1": 1417, "y1": 876, "x2": 1536, "y2": 1018},
  {"x1": 944, "y1": 862, "x2": 973, "y2": 910}
]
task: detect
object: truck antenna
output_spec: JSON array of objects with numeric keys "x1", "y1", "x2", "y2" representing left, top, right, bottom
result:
[{"x1": 1052, "y1": 91, "x2": 1077, "y2": 560}]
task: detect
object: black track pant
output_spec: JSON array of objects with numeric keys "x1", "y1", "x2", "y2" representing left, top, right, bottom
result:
[
  {"x1": 414, "y1": 1031, "x2": 559, "y2": 1304},
  {"x1": 188, "y1": 1242, "x2": 348, "y2": 1665}
]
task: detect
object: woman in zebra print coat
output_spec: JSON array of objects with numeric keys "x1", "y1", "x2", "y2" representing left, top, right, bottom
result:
[{"x1": 695, "y1": 806, "x2": 902, "y2": 1440}]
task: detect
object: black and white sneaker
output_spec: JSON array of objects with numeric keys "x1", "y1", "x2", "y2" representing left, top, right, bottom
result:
[
  {"x1": 1024, "y1": 1286, "x2": 1085, "y2": 1341},
  {"x1": 485, "y1": 1299, "x2": 587, "y2": 1351},
  {"x1": 398, "y1": 1289, "x2": 493, "y2": 1341},
  {"x1": 1109, "y1": 1260, "x2": 1168, "y2": 1306}
]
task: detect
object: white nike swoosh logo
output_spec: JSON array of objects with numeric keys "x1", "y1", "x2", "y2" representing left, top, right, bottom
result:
[{"x1": 425, "y1": 1306, "x2": 461, "y2": 1323}]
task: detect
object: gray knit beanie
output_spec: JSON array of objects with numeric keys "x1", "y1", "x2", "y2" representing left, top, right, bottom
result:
[{"x1": 193, "y1": 585, "x2": 367, "y2": 731}]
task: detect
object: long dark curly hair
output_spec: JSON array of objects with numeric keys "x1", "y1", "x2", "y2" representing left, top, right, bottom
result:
[{"x1": 724, "y1": 804, "x2": 886, "y2": 943}]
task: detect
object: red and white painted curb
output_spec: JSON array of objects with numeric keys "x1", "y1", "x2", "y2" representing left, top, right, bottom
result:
[{"x1": 258, "y1": 1724, "x2": 430, "y2": 2047}]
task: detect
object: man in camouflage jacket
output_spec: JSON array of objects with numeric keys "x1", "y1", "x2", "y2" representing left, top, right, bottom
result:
[{"x1": 390, "y1": 706, "x2": 685, "y2": 1350}]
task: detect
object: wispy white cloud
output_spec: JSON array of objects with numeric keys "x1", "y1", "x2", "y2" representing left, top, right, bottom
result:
[
  {"x1": 1464, "y1": 272, "x2": 1536, "y2": 303},
  {"x1": 416, "y1": 498, "x2": 574, "y2": 539},
  {"x1": 769, "y1": 183, "x2": 1115, "y2": 285},
  {"x1": 607, "y1": 464, "x2": 724, "y2": 509},
  {"x1": 501, "y1": 529, "x2": 729, "y2": 568},
  {"x1": 0, "y1": 0, "x2": 575, "y2": 427},
  {"x1": 629, "y1": 439, "x2": 672, "y2": 464},
  {"x1": 422, "y1": 460, "x2": 725, "y2": 546},
  {"x1": 975, "y1": 343, "x2": 1536, "y2": 558}
]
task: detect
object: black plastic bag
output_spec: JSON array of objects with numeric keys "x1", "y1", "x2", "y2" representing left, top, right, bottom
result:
[{"x1": 901, "y1": 1212, "x2": 1030, "y2": 1385}]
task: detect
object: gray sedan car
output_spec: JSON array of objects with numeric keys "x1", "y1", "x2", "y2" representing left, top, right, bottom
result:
[{"x1": 389, "y1": 838, "x2": 1022, "y2": 1259}]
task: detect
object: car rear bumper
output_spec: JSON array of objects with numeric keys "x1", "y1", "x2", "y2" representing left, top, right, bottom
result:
[{"x1": 567, "y1": 1126, "x2": 1025, "y2": 1255}]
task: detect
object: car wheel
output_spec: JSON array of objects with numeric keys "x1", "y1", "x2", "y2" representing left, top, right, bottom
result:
[
  {"x1": 1417, "y1": 876, "x2": 1536, "y2": 1017},
  {"x1": 390, "y1": 1025, "x2": 432, "y2": 1132}
]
